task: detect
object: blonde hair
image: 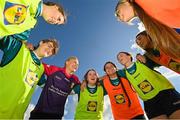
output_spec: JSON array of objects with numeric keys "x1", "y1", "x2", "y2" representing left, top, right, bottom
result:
[
  {"x1": 65, "y1": 56, "x2": 78, "y2": 66},
  {"x1": 65, "y1": 56, "x2": 78, "y2": 62},
  {"x1": 116, "y1": 0, "x2": 180, "y2": 59},
  {"x1": 132, "y1": 2, "x2": 180, "y2": 59}
]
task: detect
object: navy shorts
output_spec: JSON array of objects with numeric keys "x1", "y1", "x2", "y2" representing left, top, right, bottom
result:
[
  {"x1": 29, "y1": 111, "x2": 63, "y2": 119},
  {"x1": 144, "y1": 89, "x2": 180, "y2": 119},
  {"x1": 132, "y1": 114, "x2": 147, "y2": 120}
]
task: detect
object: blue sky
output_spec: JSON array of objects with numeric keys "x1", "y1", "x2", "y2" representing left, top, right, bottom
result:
[
  {"x1": 26, "y1": 1, "x2": 141, "y2": 119},
  {"x1": 28, "y1": 0, "x2": 140, "y2": 79},
  {"x1": 0, "y1": 0, "x2": 179, "y2": 119}
]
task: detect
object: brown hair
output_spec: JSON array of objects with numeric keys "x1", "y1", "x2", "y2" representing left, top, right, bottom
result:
[
  {"x1": 136, "y1": 30, "x2": 148, "y2": 38},
  {"x1": 136, "y1": 31, "x2": 153, "y2": 50},
  {"x1": 84, "y1": 69, "x2": 99, "y2": 85},
  {"x1": 117, "y1": 51, "x2": 133, "y2": 62},
  {"x1": 37, "y1": 38, "x2": 59, "y2": 55},
  {"x1": 44, "y1": 1, "x2": 67, "y2": 23},
  {"x1": 115, "y1": 0, "x2": 180, "y2": 59},
  {"x1": 131, "y1": 1, "x2": 180, "y2": 59},
  {"x1": 104, "y1": 61, "x2": 118, "y2": 72}
]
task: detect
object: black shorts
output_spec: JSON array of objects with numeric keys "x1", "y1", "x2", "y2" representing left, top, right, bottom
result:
[
  {"x1": 29, "y1": 111, "x2": 63, "y2": 119},
  {"x1": 132, "y1": 114, "x2": 147, "y2": 120},
  {"x1": 144, "y1": 89, "x2": 180, "y2": 119}
]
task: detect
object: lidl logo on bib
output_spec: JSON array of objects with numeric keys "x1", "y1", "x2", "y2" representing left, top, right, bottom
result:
[
  {"x1": 87, "y1": 101, "x2": 97, "y2": 112},
  {"x1": 138, "y1": 80, "x2": 154, "y2": 94},
  {"x1": 3, "y1": 2, "x2": 27, "y2": 25},
  {"x1": 25, "y1": 69, "x2": 38, "y2": 87},
  {"x1": 115, "y1": 94, "x2": 125, "y2": 104}
]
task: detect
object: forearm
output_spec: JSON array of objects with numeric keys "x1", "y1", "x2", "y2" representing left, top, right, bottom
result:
[{"x1": 144, "y1": 54, "x2": 160, "y2": 69}]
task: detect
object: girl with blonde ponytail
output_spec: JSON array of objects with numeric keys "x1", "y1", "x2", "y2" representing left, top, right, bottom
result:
[{"x1": 115, "y1": 0, "x2": 180, "y2": 60}]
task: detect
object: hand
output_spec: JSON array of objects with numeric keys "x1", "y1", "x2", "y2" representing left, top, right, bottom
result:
[
  {"x1": 80, "y1": 80, "x2": 87, "y2": 92},
  {"x1": 25, "y1": 42, "x2": 34, "y2": 50},
  {"x1": 136, "y1": 53, "x2": 146, "y2": 63},
  {"x1": 98, "y1": 75, "x2": 105, "y2": 81}
]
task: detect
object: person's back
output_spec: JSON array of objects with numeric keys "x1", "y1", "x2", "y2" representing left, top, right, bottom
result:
[
  {"x1": 115, "y1": 0, "x2": 180, "y2": 60},
  {"x1": 135, "y1": 0, "x2": 180, "y2": 28}
]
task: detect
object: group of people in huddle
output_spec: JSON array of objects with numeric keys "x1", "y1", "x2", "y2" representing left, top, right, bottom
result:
[{"x1": 0, "y1": 0, "x2": 180, "y2": 119}]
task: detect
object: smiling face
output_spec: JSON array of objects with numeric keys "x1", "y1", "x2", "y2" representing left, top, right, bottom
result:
[
  {"x1": 43, "y1": 4, "x2": 65, "y2": 25},
  {"x1": 36, "y1": 41, "x2": 56, "y2": 58},
  {"x1": 117, "y1": 52, "x2": 132, "y2": 66},
  {"x1": 104, "y1": 62, "x2": 117, "y2": 76},
  {"x1": 115, "y1": 1, "x2": 135, "y2": 23},
  {"x1": 86, "y1": 70, "x2": 98, "y2": 85},
  {"x1": 65, "y1": 57, "x2": 79, "y2": 74}
]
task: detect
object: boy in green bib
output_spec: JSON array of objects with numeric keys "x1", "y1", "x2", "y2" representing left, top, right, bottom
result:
[
  {"x1": 117, "y1": 51, "x2": 180, "y2": 119},
  {"x1": 0, "y1": 36, "x2": 59, "y2": 119}
]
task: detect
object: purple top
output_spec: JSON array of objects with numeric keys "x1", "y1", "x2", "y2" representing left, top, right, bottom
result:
[{"x1": 32, "y1": 64, "x2": 80, "y2": 116}]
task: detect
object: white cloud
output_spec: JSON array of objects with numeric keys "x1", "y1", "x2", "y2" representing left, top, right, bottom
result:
[
  {"x1": 103, "y1": 96, "x2": 113, "y2": 120},
  {"x1": 130, "y1": 42, "x2": 145, "y2": 53},
  {"x1": 130, "y1": 41, "x2": 145, "y2": 59},
  {"x1": 137, "y1": 22, "x2": 145, "y2": 32},
  {"x1": 63, "y1": 95, "x2": 78, "y2": 120},
  {"x1": 154, "y1": 67, "x2": 180, "y2": 79},
  {"x1": 130, "y1": 22, "x2": 146, "y2": 54}
]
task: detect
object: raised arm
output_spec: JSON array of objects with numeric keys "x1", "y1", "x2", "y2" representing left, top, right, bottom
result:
[{"x1": 43, "y1": 63, "x2": 63, "y2": 76}]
